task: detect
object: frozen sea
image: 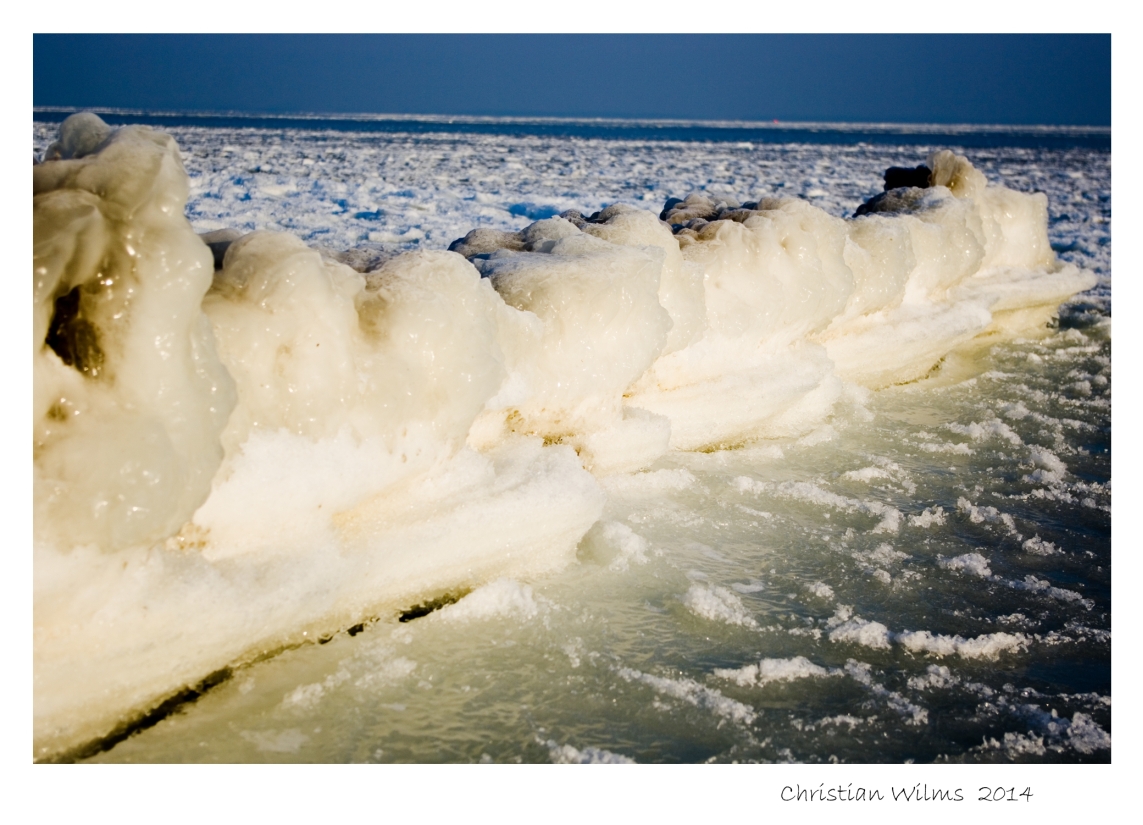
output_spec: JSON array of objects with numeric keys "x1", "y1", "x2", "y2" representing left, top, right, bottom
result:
[{"x1": 32, "y1": 113, "x2": 1110, "y2": 763}]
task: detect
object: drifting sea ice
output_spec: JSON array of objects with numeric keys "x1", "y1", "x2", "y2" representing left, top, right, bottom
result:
[{"x1": 32, "y1": 115, "x2": 1109, "y2": 763}]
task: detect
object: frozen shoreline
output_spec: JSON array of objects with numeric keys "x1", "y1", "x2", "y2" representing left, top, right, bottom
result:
[{"x1": 33, "y1": 115, "x2": 1106, "y2": 758}]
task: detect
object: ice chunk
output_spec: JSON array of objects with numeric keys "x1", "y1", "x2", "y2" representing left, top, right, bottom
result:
[
  {"x1": 42, "y1": 111, "x2": 113, "y2": 161},
  {"x1": 714, "y1": 656, "x2": 834, "y2": 687},
  {"x1": 432, "y1": 579, "x2": 543, "y2": 624},
  {"x1": 683, "y1": 583, "x2": 758, "y2": 628},
  {"x1": 939, "y1": 552, "x2": 993, "y2": 578},
  {"x1": 34, "y1": 120, "x2": 235, "y2": 551}
]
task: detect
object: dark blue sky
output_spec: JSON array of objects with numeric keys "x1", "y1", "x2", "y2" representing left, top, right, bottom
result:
[{"x1": 34, "y1": 34, "x2": 1111, "y2": 126}]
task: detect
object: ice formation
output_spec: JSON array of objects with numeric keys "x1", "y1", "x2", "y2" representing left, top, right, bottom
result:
[{"x1": 32, "y1": 114, "x2": 1095, "y2": 760}]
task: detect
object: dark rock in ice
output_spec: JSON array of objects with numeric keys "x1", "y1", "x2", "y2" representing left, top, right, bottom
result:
[
  {"x1": 588, "y1": 203, "x2": 642, "y2": 223},
  {"x1": 42, "y1": 112, "x2": 114, "y2": 161},
  {"x1": 852, "y1": 163, "x2": 933, "y2": 217},
  {"x1": 448, "y1": 228, "x2": 526, "y2": 259},
  {"x1": 658, "y1": 198, "x2": 685, "y2": 221},
  {"x1": 451, "y1": 203, "x2": 660, "y2": 267},
  {"x1": 45, "y1": 284, "x2": 104, "y2": 378},
  {"x1": 714, "y1": 209, "x2": 758, "y2": 225},
  {"x1": 661, "y1": 194, "x2": 722, "y2": 226},
  {"x1": 319, "y1": 244, "x2": 405, "y2": 274},
  {"x1": 854, "y1": 187, "x2": 930, "y2": 218},
  {"x1": 561, "y1": 203, "x2": 644, "y2": 228},
  {"x1": 658, "y1": 193, "x2": 788, "y2": 235},
  {"x1": 451, "y1": 203, "x2": 664, "y2": 262},
  {"x1": 659, "y1": 193, "x2": 773, "y2": 232},
  {"x1": 198, "y1": 229, "x2": 244, "y2": 270},
  {"x1": 558, "y1": 210, "x2": 589, "y2": 229},
  {"x1": 883, "y1": 164, "x2": 932, "y2": 191}
]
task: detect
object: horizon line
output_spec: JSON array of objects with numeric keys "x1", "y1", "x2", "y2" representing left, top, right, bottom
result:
[{"x1": 32, "y1": 106, "x2": 1111, "y2": 134}]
